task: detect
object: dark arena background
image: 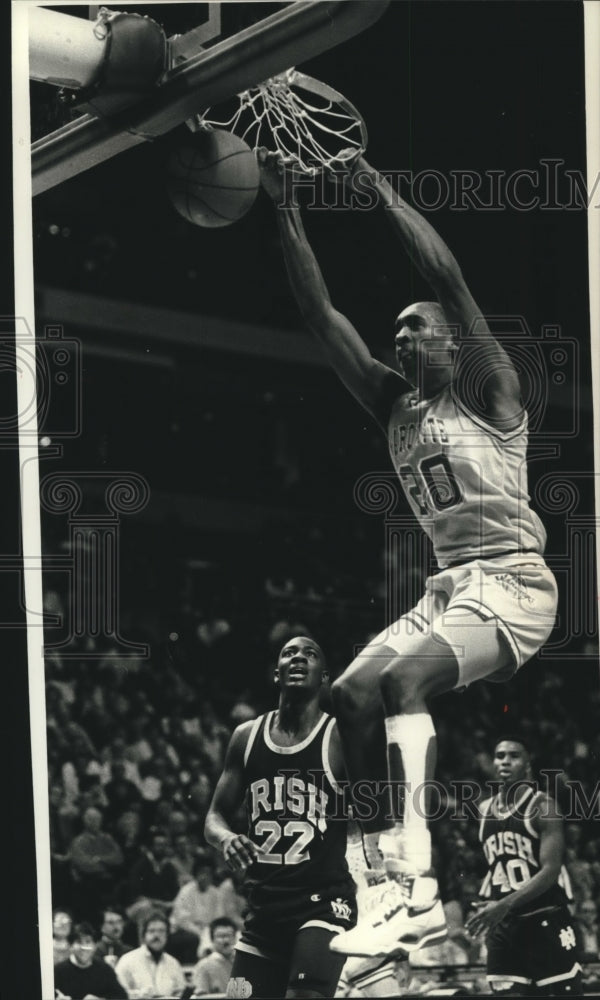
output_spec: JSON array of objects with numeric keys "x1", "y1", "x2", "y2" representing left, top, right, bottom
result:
[{"x1": 20, "y1": 2, "x2": 600, "y2": 996}]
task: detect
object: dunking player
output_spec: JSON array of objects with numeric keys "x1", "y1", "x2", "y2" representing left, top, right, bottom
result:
[
  {"x1": 465, "y1": 736, "x2": 582, "y2": 995},
  {"x1": 204, "y1": 637, "x2": 356, "y2": 999},
  {"x1": 259, "y1": 152, "x2": 558, "y2": 958}
]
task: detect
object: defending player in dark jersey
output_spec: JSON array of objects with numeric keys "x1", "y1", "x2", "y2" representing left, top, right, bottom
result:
[
  {"x1": 259, "y1": 151, "x2": 558, "y2": 960},
  {"x1": 205, "y1": 636, "x2": 356, "y2": 999},
  {"x1": 466, "y1": 737, "x2": 582, "y2": 996}
]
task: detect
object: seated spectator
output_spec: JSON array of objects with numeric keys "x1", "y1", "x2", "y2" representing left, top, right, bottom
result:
[
  {"x1": 126, "y1": 828, "x2": 179, "y2": 930},
  {"x1": 95, "y1": 906, "x2": 133, "y2": 967},
  {"x1": 62, "y1": 752, "x2": 102, "y2": 809},
  {"x1": 52, "y1": 909, "x2": 73, "y2": 966},
  {"x1": 99, "y1": 735, "x2": 142, "y2": 788},
  {"x1": 54, "y1": 921, "x2": 127, "y2": 1000},
  {"x1": 171, "y1": 833, "x2": 196, "y2": 888},
  {"x1": 125, "y1": 717, "x2": 154, "y2": 765},
  {"x1": 114, "y1": 806, "x2": 144, "y2": 868},
  {"x1": 170, "y1": 852, "x2": 241, "y2": 959},
  {"x1": 77, "y1": 772, "x2": 109, "y2": 815},
  {"x1": 583, "y1": 839, "x2": 600, "y2": 893},
  {"x1": 167, "y1": 807, "x2": 189, "y2": 840},
  {"x1": 139, "y1": 757, "x2": 169, "y2": 805},
  {"x1": 115, "y1": 911, "x2": 186, "y2": 1000},
  {"x1": 49, "y1": 783, "x2": 79, "y2": 857},
  {"x1": 191, "y1": 917, "x2": 237, "y2": 998},
  {"x1": 576, "y1": 899, "x2": 600, "y2": 961},
  {"x1": 197, "y1": 702, "x2": 229, "y2": 773},
  {"x1": 566, "y1": 841, "x2": 595, "y2": 904},
  {"x1": 68, "y1": 806, "x2": 123, "y2": 922},
  {"x1": 187, "y1": 771, "x2": 214, "y2": 825},
  {"x1": 104, "y1": 761, "x2": 143, "y2": 823}
]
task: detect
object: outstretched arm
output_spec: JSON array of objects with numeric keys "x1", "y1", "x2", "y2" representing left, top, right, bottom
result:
[
  {"x1": 260, "y1": 152, "x2": 407, "y2": 430},
  {"x1": 204, "y1": 723, "x2": 262, "y2": 872},
  {"x1": 359, "y1": 158, "x2": 522, "y2": 429}
]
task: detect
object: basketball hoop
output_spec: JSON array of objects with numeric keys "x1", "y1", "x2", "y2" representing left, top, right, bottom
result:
[{"x1": 190, "y1": 69, "x2": 367, "y2": 176}]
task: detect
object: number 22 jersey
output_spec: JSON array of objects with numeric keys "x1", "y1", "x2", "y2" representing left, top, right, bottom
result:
[
  {"x1": 388, "y1": 385, "x2": 547, "y2": 568},
  {"x1": 242, "y1": 711, "x2": 354, "y2": 911}
]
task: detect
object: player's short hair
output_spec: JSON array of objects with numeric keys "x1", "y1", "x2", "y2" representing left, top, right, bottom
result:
[
  {"x1": 280, "y1": 635, "x2": 327, "y2": 668},
  {"x1": 141, "y1": 911, "x2": 169, "y2": 936},
  {"x1": 70, "y1": 921, "x2": 98, "y2": 944},
  {"x1": 210, "y1": 917, "x2": 237, "y2": 937},
  {"x1": 493, "y1": 732, "x2": 531, "y2": 755}
]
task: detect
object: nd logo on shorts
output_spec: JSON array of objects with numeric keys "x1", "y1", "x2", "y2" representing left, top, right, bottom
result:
[
  {"x1": 330, "y1": 897, "x2": 353, "y2": 922},
  {"x1": 226, "y1": 976, "x2": 253, "y2": 998}
]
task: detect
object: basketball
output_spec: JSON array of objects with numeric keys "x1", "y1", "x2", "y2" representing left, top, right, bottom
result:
[{"x1": 166, "y1": 129, "x2": 260, "y2": 228}]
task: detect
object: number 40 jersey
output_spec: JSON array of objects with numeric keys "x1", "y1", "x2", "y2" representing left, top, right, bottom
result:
[
  {"x1": 388, "y1": 386, "x2": 547, "y2": 568},
  {"x1": 242, "y1": 711, "x2": 354, "y2": 911},
  {"x1": 478, "y1": 786, "x2": 572, "y2": 912}
]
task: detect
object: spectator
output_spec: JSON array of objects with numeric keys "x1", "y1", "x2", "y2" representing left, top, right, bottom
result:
[
  {"x1": 576, "y1": 899, "x2": 600, "y2": 961},
  {"x1": 565, "y1": 833, "x2": 595, "y2": 905},
  {"x1": 191, "y1": 917, "x2": 237, "y2": 998},
  {"x1": 126, "y1": 718, "x2": 154, "y2": 765},
  {"x1": 197, "y1": 702, "x2": 229, "y2": 773},
  {"x1": 54, "y1": 921, "x2": 128, "y2": 1000},
  {"x1": 99, "y1": 736, "x2": 142, "y2": 788},
  {"x1": 49, "y1": 783, "x2": 78, "y2": 856},
  {"x1": 171, "y1": 833, "x2": 196, "y2": 888},
  {"x1": 187, "y1": 771, "x2": 214, "y2": 825},
  {"x1": 104, "y1": 761, "x2": 143, "y2": 823},
  {"x1": 126, "y1": 828, "x2": 179, "y2": 928},
  {"x1": 114, "y1": 807, "x2": 144, "y2": 868},
  {"x1": 115, "y1": 911, "x2": 186, "y2": 1000},
  {"x1": 170, "y1": 852, "x2": 240, "y2": 959},
  {"x1": 167, "y1": 808, "x2": 189, "y2": 840},
  {"x1": 95, "y1": 906, "x2": 133, "y2": 967},
  {"x1": 139, "y1": 757, "x2": 169, "y2": 805},
  {"x1": 69, "y1": 806, "x2": 124, "y2": 922},
  {"x1": 52, "y1": 909, "x2": 73, "y2": 966}
]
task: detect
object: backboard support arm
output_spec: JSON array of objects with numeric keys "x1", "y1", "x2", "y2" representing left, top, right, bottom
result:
[{"x1": 31, "y1": 0, "x2": 390, "y2": 195}]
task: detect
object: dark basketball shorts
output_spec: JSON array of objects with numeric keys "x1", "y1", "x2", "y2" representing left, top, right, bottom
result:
[
  {"x1": 486, "y1": 906, "x2": 583, "y2": 992},
  {"x1": 230, "y1": 886, "x2": 357, "y2": 998}
]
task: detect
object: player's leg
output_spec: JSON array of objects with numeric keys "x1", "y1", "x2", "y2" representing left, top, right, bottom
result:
[
  {"x1": 331, "y1": 587, "x2": 440, "y2": 865},
  {"x1": 331, "y1": 642, "x2": 395, "y2": 867},
  {"x1": 229, "y1": 941, "x2": 289, "y2": 999},
  {"x1": 285, "y1": 926, "x2": 348, "y2": 998},
  {"x1": 379, "y1": 608, "x2": 513, "y2": 874},
  {"x1": 485, "y1": 916, "x2": 535, "y2": 997},
  {"x1": 332, "y1": 607, "x2": 514, "y2": 959},
  {"x1": 529, "y1": 907, "x2": 584, "y2": 997}
]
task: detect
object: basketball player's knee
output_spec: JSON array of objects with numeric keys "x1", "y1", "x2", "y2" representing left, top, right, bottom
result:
[
  {"x1": 331, "y1": 675, "x2": 361, "y2": 721},
  {"x1": 379, "y1": 660, "x2": 421, "y2": 703}
]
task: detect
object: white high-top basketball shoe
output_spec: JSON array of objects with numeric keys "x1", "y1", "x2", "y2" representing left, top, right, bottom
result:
[{"x1": 331, "y1": 869, "x2": 447, "y2": 958}]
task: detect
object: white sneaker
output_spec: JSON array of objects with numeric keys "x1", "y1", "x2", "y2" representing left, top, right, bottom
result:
[{"x1": 330, "y1": 874, "x2": 447, "y2": 959}]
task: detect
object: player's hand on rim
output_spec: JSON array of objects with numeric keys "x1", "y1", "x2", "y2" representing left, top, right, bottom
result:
[
  {"x1": 222, "y1": 832, "x2": 262, "y2": 870},
  {"x1": 257, "y1": 147, "x2": 289, "y2": 203}
]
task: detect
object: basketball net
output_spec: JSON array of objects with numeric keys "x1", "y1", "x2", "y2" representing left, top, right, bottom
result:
[{"x1": 190, "y1": 69, "x2": 367, "y2": 175}]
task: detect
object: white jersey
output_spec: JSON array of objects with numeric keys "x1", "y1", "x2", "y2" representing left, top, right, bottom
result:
[{"x1": 387, "y1": 384, "x2": 546, "y2": 568}]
